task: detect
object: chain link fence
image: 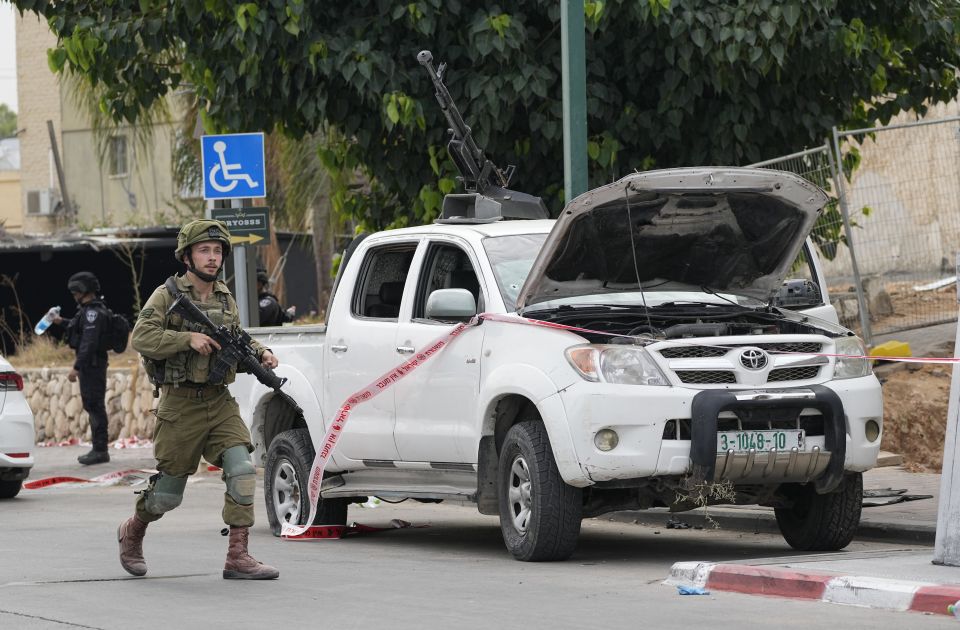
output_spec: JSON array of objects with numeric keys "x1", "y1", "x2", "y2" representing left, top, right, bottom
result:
[{"x1": 749, "y1": 114, "x2": 960, "y2": 344}]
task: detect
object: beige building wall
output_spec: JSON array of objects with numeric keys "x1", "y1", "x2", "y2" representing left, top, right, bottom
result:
[
  {"x1": 0, "y1": 171, "x2": 22, "y2": 231},
  {"x1": 15, "y1": 15, "x2": 187, "y2": 234},
  {"x1": 820, "y1": 100, "x2": 960, "y2": 279},
  {"x1": 15, "y1": 12, "x2": 61, "y2": 234},
  {"x1": 60, "y1": 111, "x2": 182, "y2": 228}
]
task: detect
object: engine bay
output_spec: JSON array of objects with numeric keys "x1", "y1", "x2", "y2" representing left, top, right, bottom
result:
[{"x1": 525, "y1": 304, "x2": 843, "y2": 344}]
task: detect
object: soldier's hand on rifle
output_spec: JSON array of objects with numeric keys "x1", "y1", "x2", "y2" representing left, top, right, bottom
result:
[
  {"x1": 260, "y1": 350, "x2": 278, "y2": 369},
  {"x1": 189, "y1": 332, "x2": 221, "y2": 356}
]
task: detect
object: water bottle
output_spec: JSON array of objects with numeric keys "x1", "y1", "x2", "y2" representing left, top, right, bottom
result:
[{"x1": 33, "y1": 306, "x2": 61, "y2": 336}]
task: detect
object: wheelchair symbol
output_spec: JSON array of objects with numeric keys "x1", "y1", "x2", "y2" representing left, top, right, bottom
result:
[{"x1": 208, "y1": 141, "x2": 260, "y2": 193}]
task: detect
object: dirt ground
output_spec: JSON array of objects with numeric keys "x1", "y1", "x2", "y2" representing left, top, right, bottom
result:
[
  {"x1": 879, "y1": 357, "x2": 953, "y2": 473},
  {"x1": 866, "y1": 280, "x2": 956, "y2": 472},
  {"x1": 828, "y1": 279, "x2": 956, "y2": 472},
  {"x1": 872, "y1": 281, "x2": 957, "y2": 336}
]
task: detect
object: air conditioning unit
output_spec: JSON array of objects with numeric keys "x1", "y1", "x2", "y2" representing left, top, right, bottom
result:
[{"x1": 26, "y1": 189, "x2": 59, "y2": 215}]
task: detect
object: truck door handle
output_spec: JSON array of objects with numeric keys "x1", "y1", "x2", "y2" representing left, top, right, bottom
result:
[
  {"x1": 330, "y1": 344, "x2": 348, "y2": 353},
  {"x1": 396, "y1": 346, "x2": 415, "y2": 354}
]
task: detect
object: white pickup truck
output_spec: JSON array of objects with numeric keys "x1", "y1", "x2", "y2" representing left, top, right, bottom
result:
[{"x1": 232, "y1": 167, "x2": 882, "y2": 561}]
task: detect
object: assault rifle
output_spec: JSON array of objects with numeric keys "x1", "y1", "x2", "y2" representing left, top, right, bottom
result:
[
  {"x1": 165, "y1": 284, "x2": 301, "y2": 412},
  {"x1": 417, "y1": 50, "x2": 547, "y2": 222}
]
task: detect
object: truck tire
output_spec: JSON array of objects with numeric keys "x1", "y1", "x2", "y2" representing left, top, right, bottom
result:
[
  {"x1": 264, "y1": 428, "x2": 348, "y2": 536},
  {"x1": 498, "y1": 420, "x2": 582, "y2": 561},
  {"x1": 0, "y1": 479, "x2": 22, "y2": 499},
  {"x1": 774, "y1": 472, "x2": 862, "y2": 551}
]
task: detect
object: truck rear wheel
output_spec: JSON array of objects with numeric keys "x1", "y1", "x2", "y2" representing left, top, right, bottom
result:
[
  {"x1": 498, "y1": 420, "x2": 582, "y2": 561},
  {"x1": 264, "y1": 428, "x2": 348, "y2": 536},
  {"x1": 774, "y1": 472, "x2": 862, "y2": 551}
]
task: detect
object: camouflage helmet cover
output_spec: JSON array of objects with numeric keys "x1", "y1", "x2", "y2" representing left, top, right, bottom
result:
[{"x1": 175, "y1": 219, "x2": 232, "y2": 261}]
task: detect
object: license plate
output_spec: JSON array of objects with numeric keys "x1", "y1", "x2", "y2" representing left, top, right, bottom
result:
[{"x1": 717, "y1": 430, "x2": 804, "y2": 453}]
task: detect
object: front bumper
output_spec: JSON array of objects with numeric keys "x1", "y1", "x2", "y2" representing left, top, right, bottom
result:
[
  {"x1": 689, "y1": 386, "x2": 843, "y2": 493},
  {"x1": 553, "y1": 375, "x2": 882, "y2": 487}
]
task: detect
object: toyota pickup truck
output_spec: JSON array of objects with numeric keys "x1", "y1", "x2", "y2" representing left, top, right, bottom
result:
[{"x1": 231, "y1": 167, "x2": 882, "y2": 561}]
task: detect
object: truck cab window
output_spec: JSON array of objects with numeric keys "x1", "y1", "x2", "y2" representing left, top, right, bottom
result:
[
  {"x1": 414, "y1": 243, "x2": 481, "y2": 319},
  {"x1": 352, "y1": 244, "x2": 417, "y2": 319}
]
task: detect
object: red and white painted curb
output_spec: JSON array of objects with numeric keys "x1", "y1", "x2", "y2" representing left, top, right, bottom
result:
[{"x1": 667, "y1": 561, "x2": 960, "y2": 616}]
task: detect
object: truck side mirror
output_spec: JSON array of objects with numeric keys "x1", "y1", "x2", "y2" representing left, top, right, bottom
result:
[
  {"x1": 426, "y1": 288, "x2": 477, "y2": 321},
  {"x1": 772, "y1": 278, "x2": 822, "y2": 308}
]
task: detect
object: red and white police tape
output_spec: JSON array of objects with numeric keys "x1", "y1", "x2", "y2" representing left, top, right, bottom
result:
[{"x1": 23, "y1": 468, "x2": 155, "y2": 490}]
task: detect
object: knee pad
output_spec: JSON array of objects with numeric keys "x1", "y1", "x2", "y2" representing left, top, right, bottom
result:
[
  {"x1": 144, "y1": 473, "x2": 187, "y2": 515},
  {"x1": 221, "y1": 445, "x2": 256, "y2": 506}
]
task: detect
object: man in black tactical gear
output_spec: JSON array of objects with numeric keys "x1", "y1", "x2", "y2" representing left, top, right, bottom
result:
[
  {"x1": 53, "y1": 271, "x2": 112, "y2": 465},
  {"x1": 256, "y1": 267, "x2": 293, "y2": 326}
]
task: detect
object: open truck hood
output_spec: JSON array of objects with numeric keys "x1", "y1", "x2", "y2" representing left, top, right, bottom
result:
[{"x1": 516, "y1": 167, "x2": 828, "y2": 311}]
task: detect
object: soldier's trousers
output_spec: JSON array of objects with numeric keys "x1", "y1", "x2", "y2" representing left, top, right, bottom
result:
[
  {"x1": 135, "y1": 385, "x2": 255, "y2": 526},
  {"x1": 78, "y1": 365, "x2": 109, "y2": 452}
]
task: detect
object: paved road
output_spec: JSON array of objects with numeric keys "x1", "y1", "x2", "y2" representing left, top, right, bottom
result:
[{"x1": 1, "y1": 448, "x2": 953, "y2": 629}]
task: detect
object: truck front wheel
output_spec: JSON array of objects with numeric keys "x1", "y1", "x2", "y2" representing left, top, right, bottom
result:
[
  {"x1": 497, "y1": 420, "x2": 582, "y2": 561},
  {"x1": 264, "y1": 428, "x2": 348, "y2": 536},
  {"x1": 774, "y1": 472, "x2": 862, "y2": 551}
]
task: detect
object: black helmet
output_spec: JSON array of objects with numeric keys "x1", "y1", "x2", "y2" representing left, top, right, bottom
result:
[
  {"x1": 256, "y1": 267, "x2": 269, "y2": 284},
  {"x1": 67, "y1": 271, "x2": 100, "y2": 295}
]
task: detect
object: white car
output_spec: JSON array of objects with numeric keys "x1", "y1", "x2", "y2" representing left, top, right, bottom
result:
[{"x1": 0, "y1": 356, "x2": 34, "y2": 498}]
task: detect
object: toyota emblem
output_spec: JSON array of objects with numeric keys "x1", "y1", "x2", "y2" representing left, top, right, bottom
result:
[{"x1": 740, "y1": 348, "x2": 768, "y2": 370}]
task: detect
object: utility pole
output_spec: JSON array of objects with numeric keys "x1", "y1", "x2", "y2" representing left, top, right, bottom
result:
[
  {"x1": 934, "y1": 259, "x2": 960, "y2": 565},
  {"x1": 561, "y1": 0, "x2": 588, "y2": 204}
]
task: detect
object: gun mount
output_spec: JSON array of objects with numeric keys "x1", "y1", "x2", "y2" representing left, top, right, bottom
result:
[{"x1": 418, "y1": 50, "x2": 548, "y2": 224}]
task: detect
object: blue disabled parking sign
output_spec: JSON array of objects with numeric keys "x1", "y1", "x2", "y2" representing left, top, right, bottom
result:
[{"x1": 201, "y1": 132, "x2": 266, "y2": 200}]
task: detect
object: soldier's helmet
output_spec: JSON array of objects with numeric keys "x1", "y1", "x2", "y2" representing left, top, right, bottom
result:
[
  {"x1": 67, "y1": 271, "x2": 101, "y2": 295},
  {"x1": 175, "y1": 219, "x2": 232, "y2": 261}
]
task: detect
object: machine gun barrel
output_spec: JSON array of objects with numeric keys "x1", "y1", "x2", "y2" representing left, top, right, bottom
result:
[{"x1": 417, "y1": 50, "x2": 513, "y2": 193}]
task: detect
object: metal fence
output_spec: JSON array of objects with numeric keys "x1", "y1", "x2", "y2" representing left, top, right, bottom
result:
[{"x1": 749, "y1": 115, "x2": 960, "y2": 345}]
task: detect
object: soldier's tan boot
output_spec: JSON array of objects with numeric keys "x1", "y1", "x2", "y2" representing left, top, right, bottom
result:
[
  {"x1": 223, "y1": 526, "x2": 279, "y2": 580},
  {"x1": 118, "y1": 516, "x2": 148, "y2": 576}
]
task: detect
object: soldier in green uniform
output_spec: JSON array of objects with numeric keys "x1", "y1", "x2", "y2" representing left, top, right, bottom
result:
[{"x1": 117, "y1": 219, "x2": 279, "y2": 580}]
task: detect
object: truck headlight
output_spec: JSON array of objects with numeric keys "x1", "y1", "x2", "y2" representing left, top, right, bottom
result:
[
  {"x1": 565, "y1": 344, "x2": 669, "y2": 386},
  {"x1": 834, "y1": 336, "x2": 872, "y2": 379}
]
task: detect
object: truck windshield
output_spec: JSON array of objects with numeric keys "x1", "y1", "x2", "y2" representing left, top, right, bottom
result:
[{"x1": 482, "y1": 233, "x2": 549, "y2": 312}]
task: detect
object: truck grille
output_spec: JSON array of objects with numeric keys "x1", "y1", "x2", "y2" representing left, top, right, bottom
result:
[
  {"x1": 658, "y1": 342, "x2": 822, "y2": 359},
  {"x1": 673, "y1": 366, "x2": 821, "y2": 385},
  {"x1": 676, "y1": 370, "x2": 737, "y2": 384},
  {"x1": 656, "y1": 337, "x2": 828, "y2": 387},
  {"x1": 767, "y1": 366, "x2": 820, "y2": 382}
]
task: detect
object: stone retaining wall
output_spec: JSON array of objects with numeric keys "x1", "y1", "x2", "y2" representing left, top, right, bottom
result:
[{"x1": 22, "y1": 365, "x2": 157, "y2": 443}]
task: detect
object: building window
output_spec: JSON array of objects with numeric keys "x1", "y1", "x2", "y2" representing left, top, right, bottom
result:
[{"x1": 109, "y1": 135, "x2": 129, "y2": 177}]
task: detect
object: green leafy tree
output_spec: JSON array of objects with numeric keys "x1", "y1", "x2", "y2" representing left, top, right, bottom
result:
[
  {"x1": 0, "y1": 104, "x2": 17, "y2": 138},
  {"x1": 13, "y1": 0, "x2": 960, "y2": 229}
]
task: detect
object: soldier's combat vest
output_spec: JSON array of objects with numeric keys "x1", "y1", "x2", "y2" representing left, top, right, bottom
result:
[{"x1": 143, "y1": 276, "x2": 237, "y2": 388}]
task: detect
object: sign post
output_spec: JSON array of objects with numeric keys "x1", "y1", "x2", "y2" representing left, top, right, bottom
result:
[
  {"x1": 934, "y1": 254, "x2": 960, "y2": 565},
  {"x1": 201, "y1": 132, "x2": 267, "y2": 327}
]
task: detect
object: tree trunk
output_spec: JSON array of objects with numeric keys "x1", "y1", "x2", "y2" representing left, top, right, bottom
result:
[{"x1": 312, "y1": 176, "x2": 333, "y2": 319}]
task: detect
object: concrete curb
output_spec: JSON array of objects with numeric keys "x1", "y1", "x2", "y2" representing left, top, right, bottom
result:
[{"x1": 666, "y1": 561, "x2": 960, "y2": 616}]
